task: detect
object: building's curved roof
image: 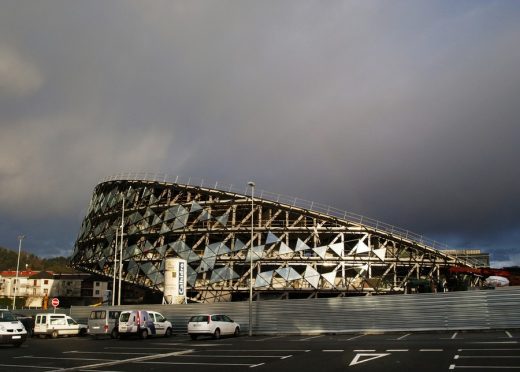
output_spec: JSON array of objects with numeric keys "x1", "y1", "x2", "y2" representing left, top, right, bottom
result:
[{"x1": 72, "y1": 174, "x2": 474, "y2": 303}]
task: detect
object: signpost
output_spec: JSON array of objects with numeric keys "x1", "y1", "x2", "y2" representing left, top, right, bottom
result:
[{"x1": 51, "y1": 297, "x2": 59, "y2": 313}]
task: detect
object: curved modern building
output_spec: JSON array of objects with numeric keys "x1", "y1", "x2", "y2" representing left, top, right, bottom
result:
[{"x1": 72, "y1": 174, "x2": 475, "y2": 303}]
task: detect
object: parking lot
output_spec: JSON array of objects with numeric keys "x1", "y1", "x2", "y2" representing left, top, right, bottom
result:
[{"x1": 1, "y1": 330, "x2": 519, "y2": 371}]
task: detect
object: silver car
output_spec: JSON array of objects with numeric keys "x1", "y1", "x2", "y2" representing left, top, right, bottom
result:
[{"x1": 187, "y1": 314, "x2": 240, "y2": 340}]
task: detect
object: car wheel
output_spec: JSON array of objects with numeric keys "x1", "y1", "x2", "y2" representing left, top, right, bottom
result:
[
  {"x1": 190, "y1": 334, "x2": 198, "y2": 340},
  {"x1": 140, "y1": 329, "x2": 148, "y2": 339},
  {"x1": 234, "y1": 327, "x2": 240, "y2": 337},
  {"x1": 111, "y1": 328, "x2": 119, "y2": 339},
  {"x1": 79, "y1": 328, "x2": 87, "y2": 337},
  {"x1": 51, "y1": 330, "x2": 59, "y2": 339},
  {"x1": 213, "y1": 328, "x2": 221, "y2": 340},
  {"x1": 164, "y1": 327, "x2": 172, "y2": 338}
]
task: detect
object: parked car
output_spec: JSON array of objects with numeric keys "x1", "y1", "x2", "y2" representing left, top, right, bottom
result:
[
  {"x1": 88, "y1": 309, "x2": 120, "y2": 339},
  {"x1": 0, "y1": 309, "x2": 27, "y2": 347},
  {"x1": 118, "y1": 310, "x2": 155, "y2": 339},
  {"x1": 187, "y1": 314, "x2": 240, "y2": 340},
  {"x1": 34, "y1": 313, "x2": 88, "y2": 338},
  {"x1": 14, "y1": 313, "x2": 35, "y2": 337},
  {"x1": 148, "y1": 311, "x2": 173, "y2": 337}
]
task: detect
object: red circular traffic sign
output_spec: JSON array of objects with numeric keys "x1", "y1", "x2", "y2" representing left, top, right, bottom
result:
[{"x1": 51, "y1": 298, "x2": 59, "y2": 307}]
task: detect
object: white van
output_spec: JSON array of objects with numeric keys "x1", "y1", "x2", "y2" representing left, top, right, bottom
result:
[
  {"x1": 34, "y1": 313, "x2": 88, "y2": 338},
  {"x1": 0, "y1": 309, "x2": 27, "y2": 347},
  {"x1": 118, "y1": 310, "x2": 155, "y2": 339}
]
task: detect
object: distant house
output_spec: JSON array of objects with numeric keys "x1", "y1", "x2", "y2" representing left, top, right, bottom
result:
[
  {"x1": 27, "y1": 271, "x2": 55, "y2": 297},
  {"x1": 0, "y1": 270, "x2": 42, "y2": 298},
  {"x1": 0, "y1": 270, "x2": 108, "y2": 308},
  {"x1": 52, "y1": 272, "x2": 108, "y2": 299}
]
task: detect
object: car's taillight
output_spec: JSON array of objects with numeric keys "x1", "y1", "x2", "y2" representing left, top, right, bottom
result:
[
  {"x1": 104, "y1": 324, "x2": 109, "y2": 332},
  {"x1": 207, "y1": 316, "x2": 210, "y2": 324}
]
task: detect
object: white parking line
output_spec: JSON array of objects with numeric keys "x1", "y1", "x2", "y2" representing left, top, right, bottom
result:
[
  {"x1": 397, "y1": 333, "x2": 411, "y2": 340},
  {"x1": 451, "y1": 332, "x2": 458, "y2": 340},
  {"x1": 323, "y1": 350, "x2": 344, "y2": 352},
  {"x1": 458, "y1": 356, "x2": 520, "y2": 359},
  {"x1": 458, "y1": 348, "x2": 520, "y2": 351},
  {"x1": 64, "y1": 351, "x2": 154, "y2": 356},
  {"x1": 419, "y1": 349, "x2": 443, "y2": 352},
  {"x1": 386, "y1": 349, "x2": 408, "y2": 352},
  {"x1": 295, "y1": 335, "x2": 323, "y2": 341},
  {"x1": 16, "y1": 356, "x2": 115, "y2": 362},
  {"x1": 505, "y1": 331, "x2": 513, "y2": 339},
  {"x1": 0, "y1": 364, "x2": 55, "y2": 370},
  {"x1": 187, "y1": 349, "x2": 310, "y2": 352},
  {"x1": 45, "y1": 349, "x2": 194, "y2": 372},
  {"x1": 247, "y1": 336, "x2": 284, "y2": 342},
  {"x1": 151, "y1": 343, "x2": 231, "y2": 347},
  {"x1": 354, "y1": 349, "x2": 376, "y2": 352},
  {"x1": 172, "y1": 354, "x2": 292, "y2": 358},
  {"x1": 450, "y1": 365, "x2": 520, "y2": 369},
  {"x1": 137, "y1": 361, "x2": 255, "y2": 367},
  {"x1": 346, "y1": 334, "x2": 367, "y2": 341},
  {"x1": 105, "y1": 346, "x2": 181, "y2": 349}
]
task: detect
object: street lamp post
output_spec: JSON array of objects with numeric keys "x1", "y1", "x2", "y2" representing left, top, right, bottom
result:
[
  {"x1": 13, "y1": 235, "x2": 24, "y2": 310},
  {"x1": 118, "y1": 196, "x2": 125, "y2": 306},
  {"x1": 112, "y1": 228, "x2": 118, "y2": 306},
  {"x1": 247, "y1": 181, "x2": 255, "y2": 337}
]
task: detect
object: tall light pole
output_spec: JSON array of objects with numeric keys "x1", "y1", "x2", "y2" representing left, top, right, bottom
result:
[
  {"x1": 112, "y1": 228, "x2": 118, "y2": 306},
  {"x1": 247, "y1": 181, "x2": 255, "y2": 337},
  {"x1": 118, "y1": 196, "x2": 125, "y2": 306},
  {"x1": 13, "y1": 235, "x2": 24, "y2": 310}
]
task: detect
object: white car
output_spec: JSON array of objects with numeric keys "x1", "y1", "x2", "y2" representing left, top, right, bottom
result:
[
  {"x1": 148, "y1": 311, "x2": 173, "y2": 337},
  {"x1": 187, "y1": 314, "x2": 240, "y2": 340}
]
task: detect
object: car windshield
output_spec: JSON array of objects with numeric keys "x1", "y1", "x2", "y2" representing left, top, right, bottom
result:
[
  {"x1": 0, "y1": 311, "x2": 17, "y2": 322},
  {"x1": 119, "y1": 312, "x2": 130, "y2": 322},
  {"x1": 189, "y1": 315, "x2": 208, "y2": 322}
]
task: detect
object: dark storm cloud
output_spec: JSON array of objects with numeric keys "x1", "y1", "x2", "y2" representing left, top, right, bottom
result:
[{"x1": 0, "y1": 1, "x2": 519, "y2": 265}]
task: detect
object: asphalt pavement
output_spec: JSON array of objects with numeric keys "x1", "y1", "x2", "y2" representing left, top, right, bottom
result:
[{"x1": 1, "y1": 330, "x2": 519, "y2": 371}]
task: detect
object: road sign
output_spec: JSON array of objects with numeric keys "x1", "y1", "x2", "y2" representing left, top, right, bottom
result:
[{"x1": 51, "y1": 297, "x2": 59, "y2": 307}]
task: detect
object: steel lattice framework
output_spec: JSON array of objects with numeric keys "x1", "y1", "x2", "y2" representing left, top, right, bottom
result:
[{"x1": 72, "y1": 176, "x2": 475, "y2": 303}]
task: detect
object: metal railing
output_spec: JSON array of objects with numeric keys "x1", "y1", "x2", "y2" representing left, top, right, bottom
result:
[{"x1": 100, "y1": 172, "x2": 450, "y2": 251}]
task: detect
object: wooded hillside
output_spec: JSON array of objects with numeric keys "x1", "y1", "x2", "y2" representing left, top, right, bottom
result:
[{"x1": 0, "y1": 246, "x2": 75, "y2": 273}]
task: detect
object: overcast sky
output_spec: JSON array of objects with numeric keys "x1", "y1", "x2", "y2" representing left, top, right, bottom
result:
[{"x1": 1, "y1": 1, "x2": 519, "y2": 267}]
